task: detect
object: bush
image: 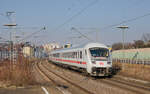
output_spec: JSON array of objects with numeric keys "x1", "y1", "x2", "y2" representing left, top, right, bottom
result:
[
  {"x1": 0, "y1": 55, "x2": 37, "y2": 86},
  {"x1": 113, "y1": 62, "x2": 150, "y2": 81}
]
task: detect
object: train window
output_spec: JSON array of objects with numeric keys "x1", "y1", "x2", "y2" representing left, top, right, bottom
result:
[
  {"x1": 62, "y1": 52, "x2": 70, "y2": 58},
  {"x1": 56, "y1": 53, "x2": 60, "y2": 57},
  {"x1": 72, "y1": 52, "x2": 73, "y2": 58},
  {"x1": 68, "y1": 52, "x2": 70, "y2": 58},
  {"x1": 89, "y1": 48, "x2": 109, "y2": 57},
  {"x1": 80, "y1": 51, "x2": 82, "y2": 59},
  {"x1": 75, "y1": 52, "x2": 77, "y2": 58},
  {"x1": 70, "y1": 52, "x2": 72, "y2": 58},
  {"x1": 62, "y1": 53, "x2": 64, "y2": 58},
  {"x1": 72, "y1": 52, "x2": 75, "y2": 58},
  {"x1": 53, "y1": 53, "x2": 60, "y2": 57},
  {"x1": 77, "y1": 52, "x2": 79, "y2": 59},
  {"x1": 85, "y1": 50, "x2": 87, "y2": 55}
]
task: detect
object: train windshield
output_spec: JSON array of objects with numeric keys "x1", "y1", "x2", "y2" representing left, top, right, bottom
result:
[{"x1": 89, "y1": 48, "x2": 109, "y2": 57}]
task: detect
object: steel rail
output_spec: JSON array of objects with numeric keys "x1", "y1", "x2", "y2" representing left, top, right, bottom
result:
[
  {"x1": 36, "y1": 62, "x2": 60, "y2": 85},
  {"x1": 103, "y1": 78, "x2": 150, "y2": 93},
  {"x1": 39, "y1": 61, "x2": 95, "y2": 94}
]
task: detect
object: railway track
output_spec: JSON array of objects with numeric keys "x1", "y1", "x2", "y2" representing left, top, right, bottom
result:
[
  {"x1": 107, "y1": 77, "x2": 150, "y2": 91},
  {"x1": 45, "y1": 61, "x2": 150, "y2": 94},
  {"x1": 36, "y1": 61, "x2": 95, "y2": 94},
  {"x1": 35, "y1": 61, "x2": 58, "y2": 84},
  {"x1": 98, "y1": 78, "x2": 150, "y2": 94},
  {"x1": 88, "y1": 72, "x2": 150, "y2": 94}
]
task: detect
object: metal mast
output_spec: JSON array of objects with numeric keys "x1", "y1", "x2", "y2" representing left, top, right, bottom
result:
[
  {"x1": 117, "y1": 25, "x2": 129, "y2": 71},
  {"x1": 3, "y1": 11, "x2": 17, "y2": 64}
]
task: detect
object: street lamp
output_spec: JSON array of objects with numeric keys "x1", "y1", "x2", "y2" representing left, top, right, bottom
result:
[
  {"x1": 117, "y1": 25, "x2": 129, "y2": 71},
  {"x1": 117, "y1": 26, "x2": 129, "y2": 50}
]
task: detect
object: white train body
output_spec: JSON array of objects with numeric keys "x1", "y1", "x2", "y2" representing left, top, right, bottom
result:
[{"x1": 49, "y1": 43, "x2": 112, "y2": 76}]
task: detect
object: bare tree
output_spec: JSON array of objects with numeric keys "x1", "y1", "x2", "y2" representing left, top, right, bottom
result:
[
  {"x1": 112, "y1": 43, "x2": 123, "y2": 50},
  {"x1": 141, "y1": 33, "x2": 150, "y2": 42},
  {"x1": 133, "y1": 40, "x2": 144, "y2": 48}
]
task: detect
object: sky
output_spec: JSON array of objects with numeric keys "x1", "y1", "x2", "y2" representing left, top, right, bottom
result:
[{"x1": 0, "y1": 0, "x2": 150, "y2": 46}]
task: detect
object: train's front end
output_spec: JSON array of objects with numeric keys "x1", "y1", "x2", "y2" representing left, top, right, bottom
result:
[{"x1": 89, "y1": 47, "x2": 112, "y2": 76}]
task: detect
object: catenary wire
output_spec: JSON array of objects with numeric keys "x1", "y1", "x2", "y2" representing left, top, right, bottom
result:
[{"x1": 53, "y1": 0, "x2": 99, "y2": 32}]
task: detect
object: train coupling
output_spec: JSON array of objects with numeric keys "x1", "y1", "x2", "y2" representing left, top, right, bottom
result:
[{"x1": 91, "y1": 67, "x2": 112, "y2": 76}]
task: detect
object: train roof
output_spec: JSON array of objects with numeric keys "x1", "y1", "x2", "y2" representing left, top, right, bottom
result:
[{"x1": 50, "y1": 42, "x2": 108, "y2": 53}]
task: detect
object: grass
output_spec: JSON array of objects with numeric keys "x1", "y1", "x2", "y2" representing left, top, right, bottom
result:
[{"x1": 112, "y1": 62, "x2": 150, "y2": 81}]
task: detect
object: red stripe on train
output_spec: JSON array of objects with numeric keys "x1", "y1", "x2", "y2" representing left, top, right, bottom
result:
[{"x1": 50, "y1": 58, "x2": 86, "y2": 65}]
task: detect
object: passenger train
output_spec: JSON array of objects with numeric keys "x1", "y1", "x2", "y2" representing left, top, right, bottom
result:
[{"x1": 49, "y1": 43, "x2": 112, "y2": 76}]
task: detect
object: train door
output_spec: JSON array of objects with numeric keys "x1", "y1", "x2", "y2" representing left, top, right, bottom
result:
[
  {"x1": 77, "y1": 50, "x2": 80, "y2": 66},
  {"x1": 83, "y1": 49, "x2": 88, "y2": 68},
  {"x1": 86, "y1": 48, "x2": 93, "y2": 74},
  {"x1": 78, "y1": 49, "x2": 84, "y2": 68}
]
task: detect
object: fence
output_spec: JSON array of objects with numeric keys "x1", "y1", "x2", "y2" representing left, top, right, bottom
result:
[
  {"x1": 113, "y1": 58, "x2": 150, "y2": 65},
  {"x1": 0, "y1": 50, "x2": 10, "y2": 60},
  {"x1": 112, "y1": 48, "x2": 150, "y2": 60},
  {"x1": 112, "y1": 48, "x2": 150, "y2": 65}
]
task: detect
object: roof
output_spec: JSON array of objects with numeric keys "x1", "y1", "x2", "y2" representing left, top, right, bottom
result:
[{"x1": 51, "y1": 42, "x2": 108, "y2": 53}]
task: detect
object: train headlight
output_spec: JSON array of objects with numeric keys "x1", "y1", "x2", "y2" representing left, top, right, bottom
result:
[
  {"x1": 107, "y1": 62, "x2": 111, "y2": 64},
  {"x1": 92, "y1": 60, "x2": 96, "y2": 64}
]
